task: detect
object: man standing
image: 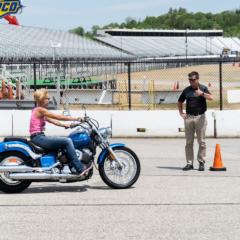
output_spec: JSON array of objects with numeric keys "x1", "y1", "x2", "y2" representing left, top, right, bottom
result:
[{"x1": 178, "y1": 71, "x2": 213, "y2": 171}]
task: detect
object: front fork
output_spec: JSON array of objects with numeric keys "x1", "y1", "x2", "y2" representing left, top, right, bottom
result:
[
  {"x1": 99, "y1": 141, "x2": 124, "y2": 169},
  {"x1": 107, "y1": 147, "x2": 123, "y2": 169}
]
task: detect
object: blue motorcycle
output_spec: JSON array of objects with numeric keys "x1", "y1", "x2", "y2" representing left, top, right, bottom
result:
[{"x1": 0, "y1": 113, "x2": 141, "y2": 193}]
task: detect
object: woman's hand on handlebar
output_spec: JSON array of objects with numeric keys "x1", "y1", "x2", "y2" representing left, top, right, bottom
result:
[
  {"x1": 70, "y1": 122, "x2": 81, "y2": 129},
  {"x1": 75, "y1": 117, "x2": 84, "y2": 122},
  {"x1": 63, "y1": 122, "x2": 80, "y2": 129},
  {"x1": 62, "y1": 123, "x2": 71, "y2": 129}
]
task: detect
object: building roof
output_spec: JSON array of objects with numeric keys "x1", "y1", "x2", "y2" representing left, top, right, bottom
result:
[{"x1": 97, "y1": 29, "x2": 224, "y2": 37}]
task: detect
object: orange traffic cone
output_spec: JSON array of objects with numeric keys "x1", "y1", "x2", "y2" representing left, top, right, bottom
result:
[
  {"x1": 16, "y1": 80, "x2": 20, "y2": 99},
  {"x1": 2, "y1": 80, "x2": 8, "y2": 99},
  {"x1": 210, "y1": 144, "x2": 226, "y2": 171},
  {"x1": 176, "y1": 81, "x2": 179, "y2": 90},
  {"x1": 173, "y1": 82, "x2": 177, "y2": 91},
  {"x1": 8, "y1": 84, "x2": 14, "y2": 99}
]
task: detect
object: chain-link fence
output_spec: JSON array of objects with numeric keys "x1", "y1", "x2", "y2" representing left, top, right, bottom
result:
[{"x1": 0, "y1": 58, "x2": 239, "y2": 110}]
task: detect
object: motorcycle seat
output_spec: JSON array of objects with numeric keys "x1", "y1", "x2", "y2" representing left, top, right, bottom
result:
[
  {"x1": 4, "y1": 137, "x2": 28, "y2": 144},
  {"x1": 3, "y1": 136, "x2": 49, "y2": 155},
  {"x1": 28, "y1": 141, "x2": 50, "y2": 154}
]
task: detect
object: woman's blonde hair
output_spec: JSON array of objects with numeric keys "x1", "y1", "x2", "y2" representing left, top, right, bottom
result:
[{"x1": 34, "y1": 89, "x2": 49, "y2": 104}]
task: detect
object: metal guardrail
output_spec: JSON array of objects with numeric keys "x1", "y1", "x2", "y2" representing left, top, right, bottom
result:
[{"x1": 0, "y1": 99, "x2": 57, "y2": 110}]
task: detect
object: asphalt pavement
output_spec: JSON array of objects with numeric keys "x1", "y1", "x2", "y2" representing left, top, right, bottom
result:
[{"x1": 0, "y1": 138, "x2": 240, "y2": 240}]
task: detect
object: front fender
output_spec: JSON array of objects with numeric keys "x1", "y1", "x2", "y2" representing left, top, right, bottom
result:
[
  {"x1": 97, "y1": 143, "x2": 125, "y2": 166},
  {"x1": 0, "y1": 141, "x2": 32, "y2": 157}
]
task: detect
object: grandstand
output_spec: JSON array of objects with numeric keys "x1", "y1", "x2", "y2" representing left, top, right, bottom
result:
[
  {"x1": 96, "y1": 29, "x2": 240, "y2": 58},
  {"x1": 0, "y1": 23, "x2": 133, "y2": 62}
]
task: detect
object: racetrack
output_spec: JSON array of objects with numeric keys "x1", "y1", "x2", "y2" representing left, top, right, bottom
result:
[{"x1": 0, "y1": 138, "x2": 240, "y2": 240}]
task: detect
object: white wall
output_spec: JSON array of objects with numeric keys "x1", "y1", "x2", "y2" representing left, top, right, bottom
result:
[
  {"x1": 112, "y1": 111, "x2": 184, "y2": 137},
  {"x1": 0, "y1": 110, "x2": 13, "y2": 136},
  {"x1": 112, "y1": 110, "x2": 216, "y2": 137},
  {"x1": 0, "y1": 109, "x2": 239, "y2": 138}
]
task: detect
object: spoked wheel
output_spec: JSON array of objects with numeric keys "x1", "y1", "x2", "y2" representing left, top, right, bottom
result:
[
  {"x1": 0, "y1": 152, "x2": 31, "y2": 194},
  {"x1": 99, "y1": 146, "x2": 141, "y2": 189}
]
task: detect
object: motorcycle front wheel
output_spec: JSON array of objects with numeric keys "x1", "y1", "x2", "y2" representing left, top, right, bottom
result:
[{"x1": 99, "y1": 146, "x2": 141, "y2": 189}]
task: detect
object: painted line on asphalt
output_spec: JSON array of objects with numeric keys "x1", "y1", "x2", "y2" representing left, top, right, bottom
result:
[
  {"x1": 142, "y1": 174, "x2": 240, "y2": 178},
  {"x1": 1, "y1": 203, "x2": 240, "y2": 207}
]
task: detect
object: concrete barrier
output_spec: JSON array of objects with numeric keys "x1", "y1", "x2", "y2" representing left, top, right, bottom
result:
[
  {"x1": 0, "y1": 110, "x2": 13, "y2": 136},
  {"x1": 112, "y1": 110, "x2": 216, "y2": 138},
  {"x1": 0, "y1": 109, "x2": 238, "y2": 138},
  {"x1": 112, "y1": 110, "x2": 184, "y2": 137},
  {"x1": 12, "y1": 110, "x2": 31, "y2": 136}
]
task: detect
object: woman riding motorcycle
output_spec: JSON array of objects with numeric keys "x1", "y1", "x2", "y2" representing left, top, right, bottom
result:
[{"x1": 29, "y1": 89, "x2": 93, "y2": 175}]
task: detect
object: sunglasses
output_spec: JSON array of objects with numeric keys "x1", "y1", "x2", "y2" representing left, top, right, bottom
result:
[{"x1": 189, "y1": 78, "x2": 197, "y2": 81}]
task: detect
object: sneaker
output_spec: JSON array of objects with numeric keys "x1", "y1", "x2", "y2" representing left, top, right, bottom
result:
[
  {"x1": 198, "y1": 162, "x2": 205, "y2": 171},
  {"x1": 182, "y1": 164, "x2": 193, "y2": 171},
  {"x1": 78, "y1": 162, "x2": 93, "y2": 176}
]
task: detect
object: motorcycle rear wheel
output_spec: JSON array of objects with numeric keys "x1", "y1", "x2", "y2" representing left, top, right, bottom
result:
[
  {"x1": 99, "y1": 146, "x2": 140, "y2": 189},
  {"x1": 0, "y1": 152, "x2": 32, "y2": 194}
]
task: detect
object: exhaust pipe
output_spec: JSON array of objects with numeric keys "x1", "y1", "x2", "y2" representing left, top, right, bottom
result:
[
  {"x1": 0, "y1": 165, "x2": 34, "y2": 173},
  {"x1": 0, "y1": 162, "x2": 60, "y2": 173},
  {"x1": 9, "y1": 173, "x2": 82, "y2": 181}
]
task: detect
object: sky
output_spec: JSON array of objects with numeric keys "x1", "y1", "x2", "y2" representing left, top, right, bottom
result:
[{"x1": 12, "y1": 0, "x2": 240, "y2": 31}]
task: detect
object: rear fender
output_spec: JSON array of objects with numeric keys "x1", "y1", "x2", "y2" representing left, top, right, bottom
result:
[
  {"x1": 97, "y1": 143, "x2": 125, "y2": 166},
  {"x1": 0, "y1": 141, "x2": 41, "y2": 159}
]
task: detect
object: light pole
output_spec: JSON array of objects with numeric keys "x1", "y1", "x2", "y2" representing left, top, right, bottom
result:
[
  {"x1": 185, "y1": 29, "x2": 188, "y2": 61},
  {"x1": 51, "y1": 41, "x2": 62, "y2": 109}
]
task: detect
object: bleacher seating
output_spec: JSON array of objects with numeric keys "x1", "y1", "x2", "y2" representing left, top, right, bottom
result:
[
  {"x1": 0, "y1": 23, "x2": 132, "y2": 61},
  {"x1": 96, "y1": 33, "x2": 240, "y2": 58}
]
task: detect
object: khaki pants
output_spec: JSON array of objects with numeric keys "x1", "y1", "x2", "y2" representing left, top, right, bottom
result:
[{"x1": 184, "y1": 114, "x2": 207, "y2": 165}]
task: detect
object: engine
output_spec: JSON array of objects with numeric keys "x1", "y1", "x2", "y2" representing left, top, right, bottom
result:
[
  {"x1": 79, "y1": 148, "x2": 94, "y2": 164},
  {"x1": 58, "y1": 148, "x2": 94, "y2": 164}
]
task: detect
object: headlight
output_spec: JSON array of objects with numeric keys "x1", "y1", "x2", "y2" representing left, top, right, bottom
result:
[{"x1": 99, "y1": 127, "x2": 112, "y2": 139}]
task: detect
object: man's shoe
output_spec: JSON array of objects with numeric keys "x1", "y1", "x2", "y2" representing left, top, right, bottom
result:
[
  {"x1": 182, "y1": 164, "x2": 193, "y2": 171},
  {"x1": 198, "y1": 163, "x2": 205, "y2": 171},
  {"x1": 78, "y1": 162, "x2": 93, "y2": 176}
]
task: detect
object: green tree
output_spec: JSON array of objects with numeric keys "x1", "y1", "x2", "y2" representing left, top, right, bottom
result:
[
  {"x1": 69, "y1": 26, "x2": 84, "y2": 36},
  {"x1": 92, "y1": 25, "x2": 101, "y2": 36},
  {"x1": 125, "y1": 17, "x2": 138, "y2": 28},
  {"x1": 69, "y1": 7, "x2": 240, "y2": 37}
]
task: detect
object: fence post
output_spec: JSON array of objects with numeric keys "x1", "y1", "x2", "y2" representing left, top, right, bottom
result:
[
  {"x1": 127, "y1": 62, "x2": 132, "y2": 110},
  {"x1": 33, "y1": 62, "x2": 37, "y2": 107},
  {"x1": 33, "y1": 62, "x2": 37, "y2": 92},
  {"x1": 219, "y1": 57, "x2": 223, "y2": 111}
]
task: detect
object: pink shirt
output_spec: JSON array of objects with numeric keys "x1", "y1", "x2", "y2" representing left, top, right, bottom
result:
[{"x1": 29, "y1": 108, "x2": 46, "y2": 135}]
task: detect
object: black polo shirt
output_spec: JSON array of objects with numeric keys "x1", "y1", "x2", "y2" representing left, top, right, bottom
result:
[{"x1": 178, "y1": 84, "x2": 210, "y2": 115}]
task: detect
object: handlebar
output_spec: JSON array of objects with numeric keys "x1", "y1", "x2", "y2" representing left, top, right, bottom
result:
[
  {"x1": 66, "y1": 116, "x2": 99, "y2": 130},
  {"x1": 69, "y1": 122, "x2": 81, "y2": 129}
]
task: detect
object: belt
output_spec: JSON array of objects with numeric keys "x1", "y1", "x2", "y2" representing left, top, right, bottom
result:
[
  {"x1": 30, "y1": 132, "x2": 44, "y2": 139},
  {"x1": 187, "y1": 112, "x2": 205, "y2": 116}
]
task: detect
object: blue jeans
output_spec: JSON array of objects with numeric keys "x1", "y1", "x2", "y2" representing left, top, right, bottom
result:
[{"x1": 31, "y1": 134, "x2": 84, "y2": 173}]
